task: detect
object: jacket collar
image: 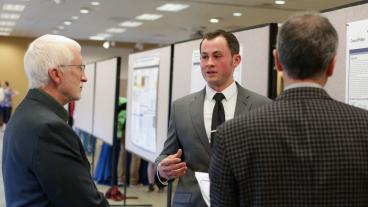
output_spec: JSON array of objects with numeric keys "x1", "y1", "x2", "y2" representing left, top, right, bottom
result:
[
  {"x1": 26, "y1": 88, "x2": 69, "y2": 122},
  {"x1": 277, "y1": 87, "x2": 332, "y2": 101}
]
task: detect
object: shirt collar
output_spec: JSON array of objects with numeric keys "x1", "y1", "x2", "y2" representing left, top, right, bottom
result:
[
  {"x1": 284, "y1": 82, "x2": 322, "y2": 91},
  {"x1": 205, "y1": 81, "x2": 237, "y2": 101}
]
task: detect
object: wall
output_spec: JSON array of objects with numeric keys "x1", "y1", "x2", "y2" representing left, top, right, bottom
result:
[
  {"x1": 0, "y1": 36, "x2": 143, "y2": 110},
  {"x1": 0, "y1": 36, "x2": 33, "y2": 111}
]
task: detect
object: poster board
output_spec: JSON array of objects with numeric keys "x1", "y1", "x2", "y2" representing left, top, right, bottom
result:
[
  {"x1": 126, "y1": 46, "x2": 171, "y2": 162},
  {"x1": 323, "y1": 2, "x2": 368, "y2": 102},
  {"x1": 345, "y1": 19, "x2": 368, "y2": 110}
]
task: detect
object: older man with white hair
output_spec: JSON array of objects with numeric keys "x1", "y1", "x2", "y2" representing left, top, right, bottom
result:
[{"x1": 2, "y1": 34, "x2": 109, "y2": 207}]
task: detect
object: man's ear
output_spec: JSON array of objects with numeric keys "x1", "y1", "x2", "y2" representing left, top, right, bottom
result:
[
  {"x1": 325, "y1": 56, "x2": 336, "y2": 77},
  {"x1": 232, "y1": 54, "x2": 241, "y2": 67},
  {"x1": 48, "y1": 68, "x2": 62, "y2": 85},
  {"x1": 273, "y1": 49, "x2": 283, "y2": 72}
]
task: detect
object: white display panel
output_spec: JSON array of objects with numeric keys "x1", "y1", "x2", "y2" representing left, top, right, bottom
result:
[
  {"x1": 74, "y1": 63, "x2": 95, "y2": 133},
  {"x1": 345, "y1": 19, "x2": 368, "y2": 110},
  {"x1": 235, "y1": 26, "x2": 270, "y2": 96},
  {"x1": 130, "y1": 55, "x2": 159, "y2": 153},
  {"x1": 126, "y1": 47, "x2": 171, "y2": 162},
  {"x1": 323, "y1": 2, "x2": 368, "y2": 102},
  {"x1": 93, "y1": 58, "x2": 119, "y2": 145},
  {"x1": 172, "y1": 25, "x2": 272, "y2": 101}
]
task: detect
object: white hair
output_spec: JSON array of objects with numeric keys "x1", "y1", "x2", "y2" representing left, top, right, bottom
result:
[{"x1": 24, "y1": 34, "x2": 81, "y2": 89}]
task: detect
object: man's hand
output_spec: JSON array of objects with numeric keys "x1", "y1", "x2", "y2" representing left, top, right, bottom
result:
[{"x1": 158, "y1": 149, "x2": 187, "y2": 180}]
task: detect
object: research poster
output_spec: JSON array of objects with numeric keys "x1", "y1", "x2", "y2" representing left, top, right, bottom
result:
[
  {"x1": 346, "y1": 19, "x2": 368, "y2": 110},
  {"x1": 190, "y1": 46, "x2": 243, "y2": 93},
  {"x1": 130, "y1": 54, "x2": 159, "y2": 152}
]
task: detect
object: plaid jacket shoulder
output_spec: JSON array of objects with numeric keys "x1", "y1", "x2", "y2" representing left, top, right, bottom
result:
[{"x1": 210, "y1": 87, "x2": 368, "y2": 207}]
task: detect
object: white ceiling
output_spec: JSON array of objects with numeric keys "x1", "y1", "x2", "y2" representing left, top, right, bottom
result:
[{"x1": 0, "y1": 0, "x2": 362, "y2": 44}]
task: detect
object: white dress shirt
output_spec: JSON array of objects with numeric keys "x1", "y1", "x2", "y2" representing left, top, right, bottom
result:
[{"x1": 204, "y1": 81, "x2": 238, "y2": 141}]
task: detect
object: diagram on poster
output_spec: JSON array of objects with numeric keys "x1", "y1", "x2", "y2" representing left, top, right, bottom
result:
[
  {"x1": 190, "y1": 46, "x2": 243, "y2": 93},
  {"x1": 130, "y1": 55, "x2": 159, "y2": 152},
  {"x1": 346, "y1": 19, "x2": 368, "y2": 110}
]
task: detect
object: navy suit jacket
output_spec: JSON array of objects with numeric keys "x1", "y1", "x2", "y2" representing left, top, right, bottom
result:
[{"x1": 2, "y1": 89, "x2": 108, "y2": 207}]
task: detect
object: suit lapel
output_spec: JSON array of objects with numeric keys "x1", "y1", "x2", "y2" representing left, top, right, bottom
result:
[
  {"x1": 234, "y1": 83, "x2": 251, "y2": 116},
  {"x1": 190, "y1": 89, "x2": 211, "y2": 156}
]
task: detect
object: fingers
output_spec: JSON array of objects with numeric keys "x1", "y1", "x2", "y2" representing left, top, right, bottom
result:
[
  {"x1": 173, "y1": 149, "x2": 182, "y2": 158},
  {"x1": 158, "y1": 149, "x2": 187, "y2": 180},
  {"x1": 161, "y1": 161, "x2": 186, "y2": 172}
]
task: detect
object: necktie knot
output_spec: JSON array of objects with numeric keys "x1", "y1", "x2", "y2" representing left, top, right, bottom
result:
[{"x1": 213, "y1": 93, "x2": 225, "y2": 102}]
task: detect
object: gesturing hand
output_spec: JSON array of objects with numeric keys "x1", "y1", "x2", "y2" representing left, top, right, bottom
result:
[{"x1": 158, "y1": 149, "x2": 187, "y2": 180}]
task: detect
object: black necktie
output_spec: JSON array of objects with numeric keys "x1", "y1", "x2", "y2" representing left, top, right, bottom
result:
[{"x1": 211, "y1": 93, "x2": 225, "y2": 142}]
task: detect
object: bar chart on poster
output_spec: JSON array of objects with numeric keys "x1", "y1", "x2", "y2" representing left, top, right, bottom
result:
[{"x1": 346, "y1": 19, "x2": 368, "y2": 110}]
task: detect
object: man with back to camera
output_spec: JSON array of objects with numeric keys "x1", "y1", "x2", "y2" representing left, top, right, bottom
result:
[
  {"x1": 154, "y1": 30, "x2": 271, "y2": 206},
  {"x1": 2, "y1": 34, "x2": 109, "y2": 207},
  {"x1": 209, "y1": 13, "x2": 368, "y2": 207}
]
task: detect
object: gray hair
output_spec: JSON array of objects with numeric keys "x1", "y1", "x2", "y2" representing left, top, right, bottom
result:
[
  {"x1": 276, "y1": 12, "x2": 338, "y2": 79},
  {"x1": 24, "y1": 34, "x2": 81, "y2": 89}
]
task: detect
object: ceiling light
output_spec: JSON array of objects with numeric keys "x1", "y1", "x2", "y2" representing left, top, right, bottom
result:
[
  {"x1": 275, "y1": 0, "x2": 286, "y2": 5},
  {"x1": 106, "y1": 28, "x2": 126, "y2": 33},
  {"x1": 58, "y1": 26, "x2": 64, "y2": 30},
  {"x1": 103, "y1": 41, "x2": 110, "y2": 49},
  {"x1": 53, "y1": 0, "x2": 66, "y2": 4},
  {"x1": 72, "y1": 16, "x2": 79, "y2": 20},
  {"x1": 64, "y1": 21, "x2": 72, "y2": 25},
  {"x1": 135, "y1": 13, "x2": 162, "y2": 21},
  {"x1": 80, "y1": 8, "x2": 90, "y2": 14},
  {"x1": 0, "y1": 27, "x2": 12, "y2": 32},
  {"x1": 134, "y1": 43, "x2": 144, "y2": 50},
  {"x1": 119, "y1": 21, "x2": 142, "y2": 27},
  {"x1": 233, "y1": 12, "x2": 242, "y2": 17},
  {"x1": 2, "y1": 4, "x2": 26, "y2": 12},
  {"x1": 95, "y1": 34, "x2": 111, "y2": 40},
  {"x1": 210, "y1": 18, "x2": 219, "y2": 23},
  {"x1": 91, "y1": 1, "x2": 100, "y2": 6},
  {"x1": 0, "y1": 32, "x2": 10, "y2": 36},
  {"x1": 0, "y1": 13, "x2": 20, "y2": 20},
  {"x1": 0, "y1": 21, "x2": 16, "y2": 26},
  {"x1": 89, "y1": 36, "x2": 105, "y2": 41},
  {"x1": 156, "y1": 3, "x2": 189, "y2": 12}
]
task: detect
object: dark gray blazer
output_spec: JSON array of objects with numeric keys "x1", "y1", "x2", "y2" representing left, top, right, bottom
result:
[
  {"x1": 2, "y1": 89, "x2": 108, "y2": 207},
  {"x1": 155, "y1": 83, "x2": 271, "y2": 207},
  {"x1": 210, "y1": 87, "x2": 368, "y2": 207}
]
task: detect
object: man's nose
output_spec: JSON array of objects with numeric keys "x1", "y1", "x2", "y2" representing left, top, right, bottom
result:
[{"x1": 81, "y1": 73, "x2": 88, "y2": 82}]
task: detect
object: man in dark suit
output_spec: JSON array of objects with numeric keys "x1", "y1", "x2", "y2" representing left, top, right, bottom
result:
[
  {"x1": 154, "y1": 30, "x2": 271, "y2": 206},
  {"x1": 2, "y1": 34, "x2": 109, "y2": 207},
  {"x1": 209, "y1": 13, "x2": 368, "y2": 206}
]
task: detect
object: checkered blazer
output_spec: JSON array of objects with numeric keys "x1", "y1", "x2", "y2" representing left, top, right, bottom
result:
[{"x1": 209, "y1": 87, "x2": 368, "y2": 207}]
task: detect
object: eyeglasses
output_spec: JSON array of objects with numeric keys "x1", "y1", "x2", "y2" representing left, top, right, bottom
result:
[{"x1": 58, "y1": 64, "x2": 86, "y2": 73}]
